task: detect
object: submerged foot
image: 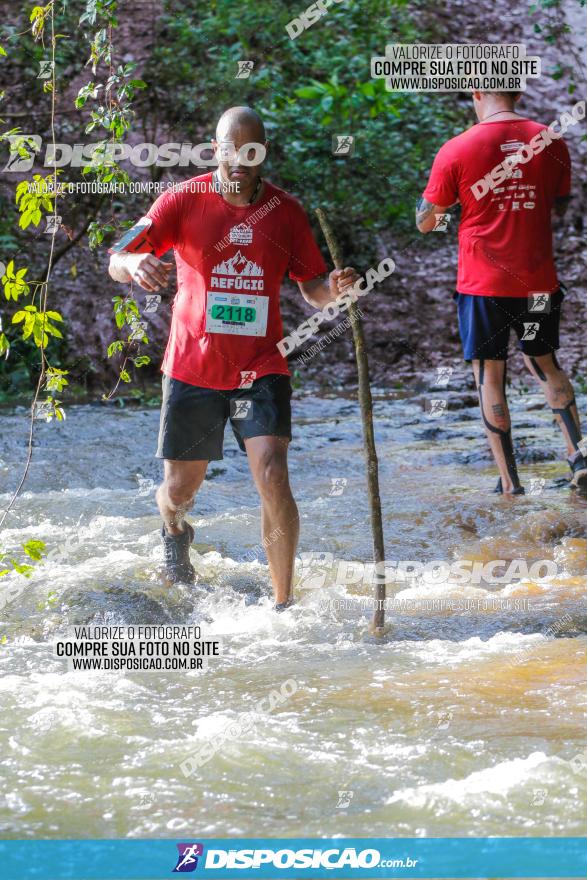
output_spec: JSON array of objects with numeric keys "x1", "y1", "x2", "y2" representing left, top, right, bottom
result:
[
  {"x1": 568, "y1": 450, "x2": 587, "y2": 491},
  {"x1": 161, "y1": 523, "x2": 196, "y2": 584},
  {"x1": 494, "y1": 477, "x2": 525, "y2": 495}
]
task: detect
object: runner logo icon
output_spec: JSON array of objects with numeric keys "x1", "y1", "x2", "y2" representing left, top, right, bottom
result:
[
  {"x1": 521, "y1": 322, "x2": 539, "y2": 341},
  {"x1": 173, "y1": 843, "x2": 204, "y2": 872}
]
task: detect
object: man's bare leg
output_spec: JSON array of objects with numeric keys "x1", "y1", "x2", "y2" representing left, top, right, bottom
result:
[
  {"x1": 156, "y1": 459, "x2": 208, "y2": 583},
  {"x1": 244, "y1": 436, "x2": 299, "y2": 606},
  {"x1": 472, "y1": 358, "x2": 524, "y2": 494},
  {"x1": 524, "y1": 352, "x2": 587, "y2": 486},
  {"x1": 524, "y1": 353, "x2": 581, "y2": 456},
  {"x1": 156, "y1": 459, "x2": 208, "y2": 535}
]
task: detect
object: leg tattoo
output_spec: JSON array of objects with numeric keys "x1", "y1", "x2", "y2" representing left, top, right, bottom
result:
[{"x1": 478, "y1": 359, "x2": 523, "y2": 492}]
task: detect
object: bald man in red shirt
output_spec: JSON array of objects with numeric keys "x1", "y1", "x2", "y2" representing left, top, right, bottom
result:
[
  {"x1": 109, "y1": 106, "x2": 358, "y2": 608},
  {"x1": 417, "y1": 89, "x2": 585, "y2": 495}
]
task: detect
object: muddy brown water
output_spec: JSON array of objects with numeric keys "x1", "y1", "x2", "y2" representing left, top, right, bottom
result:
[{"x1": 0, "y1": 380, "x2": 586, "y2": 839}]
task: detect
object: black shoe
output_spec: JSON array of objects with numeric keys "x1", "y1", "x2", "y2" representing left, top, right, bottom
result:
[
  {"x1": 494, "y1": 477, "x2": 525, "y2": 495},
  {"x1": 161, "y1": 523, "x2": 195, "y2": 584},
  {"x1": 568, "y1": 450, "x2": 587, "y2": 490},
  {"x1": 273, "y1": 597, "x2": 293, "y2": 613}
]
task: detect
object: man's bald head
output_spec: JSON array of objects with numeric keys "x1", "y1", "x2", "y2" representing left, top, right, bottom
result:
[
  {"x1": 215, "y1": 106, "x2": 266, "y2": 143},
  {"x1": 213, "y1": 106, "x2": 268, "y2": 193}
]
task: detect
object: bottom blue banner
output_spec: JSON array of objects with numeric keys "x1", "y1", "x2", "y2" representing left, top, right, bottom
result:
[{"x1": 0, "y1": 837, "x2": 586, "y2": 879}]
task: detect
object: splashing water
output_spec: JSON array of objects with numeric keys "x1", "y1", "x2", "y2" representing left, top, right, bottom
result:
[{"x1": 1, "y1": 382, "x2": 587, "y2": 838}]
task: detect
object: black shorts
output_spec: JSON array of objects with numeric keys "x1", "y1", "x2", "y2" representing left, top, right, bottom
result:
[
  {"x1": 156, "y1": 373, "x2": 292, "y2": 461},
  {"x1": 454, "y1": 289, "x2": 564, "y2": 361}
]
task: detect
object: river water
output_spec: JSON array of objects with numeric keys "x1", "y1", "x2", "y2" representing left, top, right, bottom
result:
[{"x1": 1, "y1": 375, "x2": 587, "y2": 839}]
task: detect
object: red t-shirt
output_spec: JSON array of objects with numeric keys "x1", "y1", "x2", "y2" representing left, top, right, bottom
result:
[
  {"x1": 422, "y1": 119, "x2": 571, "y2": 297},
  {"x1": 145, "y1": 173, "x2": 327, "y2": 389}
]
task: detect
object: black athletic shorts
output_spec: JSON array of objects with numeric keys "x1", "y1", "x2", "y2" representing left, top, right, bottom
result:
[
  {"x1": 454, "y1": 288, "x2": 565, "y2": 361},
  {"x1": 156, "y1": 373, "x2": 292, "y2": 461}
]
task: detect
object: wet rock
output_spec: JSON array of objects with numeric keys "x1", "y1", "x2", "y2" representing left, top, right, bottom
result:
[
  {"x1": 516, "y1": 446, "x2": 559, "y2": 464},
  {"x1": 62, "y1": 585, "x2": 176, "y2": 625},
  {"x1": 416, "y1": 427, "x2": 449, "y2": 441}
]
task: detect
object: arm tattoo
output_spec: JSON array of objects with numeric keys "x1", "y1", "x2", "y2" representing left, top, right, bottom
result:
[{"x1": 416, "y1": 197, "x2": 435, "y2": 224}]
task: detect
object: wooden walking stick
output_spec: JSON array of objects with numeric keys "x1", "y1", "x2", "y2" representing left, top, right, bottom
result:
[{"x1": 315, "y1": 208, "x2": 387, "y2": 635}]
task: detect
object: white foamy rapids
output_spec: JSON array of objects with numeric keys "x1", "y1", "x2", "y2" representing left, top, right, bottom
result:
[
  {"x1": 387, "y1": 752, "x2": 570, "y2": 807},
  {"x1": 408, "y1": 631, "x2": 546, "y2": 664},
  {"x1": 2, "y1": 395, "x2": 587, "y2": 838}
]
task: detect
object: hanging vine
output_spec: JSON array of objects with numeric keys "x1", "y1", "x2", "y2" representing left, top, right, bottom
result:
[
  {"x1": 0, "y1": 1, "x2": 64, "y2": 566},
  {"x1": 74, "y1": 0, "x2": 151, "y2": 398},
  {"x1": 0, "y1": 0, "x2": 149, "y2": 589}
]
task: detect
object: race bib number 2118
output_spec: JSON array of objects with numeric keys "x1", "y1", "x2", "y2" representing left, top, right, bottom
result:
[{"x1": 205, "y1": 291, "x2": 269, "y2": 336}]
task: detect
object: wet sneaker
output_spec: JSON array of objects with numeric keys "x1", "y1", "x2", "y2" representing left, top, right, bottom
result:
[
  {"x1": 494, "y1": 477, "x2": 525, "y2": 495},
  {"x1": 161, "y1": 523, "x2": 195, "y2": 584},
  {"x1": 568, "y1": 450, "x2": 587, "y2": 489},
  {"x1": 273, "y1": 597, "x2": 293, "y2": 613}
]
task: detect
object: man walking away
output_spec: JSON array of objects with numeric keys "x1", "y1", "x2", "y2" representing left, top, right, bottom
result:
[{"x1": 416, "y1": 89, "x2": 585, "y2": 494}]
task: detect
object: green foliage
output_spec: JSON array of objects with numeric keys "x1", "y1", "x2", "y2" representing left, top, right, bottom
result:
[
  {"x1": 112, "y1": 295, "x2": 139, "y2": 330},
  {"x1": 1, "y1": 130, "x2": 41, "y2": 172},
  {"x1": 36, "y1": 394, "x2": 66, "y2": 421},
  {"x1": 79, "y1": 0, "x2": 118, "y2": 29},
  {"x1": 30, "y1": 5, "x2": 52, "y2": 40},
  {"x1": 0, "y1": 0, "x2": 583, "y2": 399},
  {"x1": 12, "y1": 305, "x2": 63, "y2": 348},
  {"x1": 88, "y1": 220, "x2": 116, "y2": 248},
  {"x1": 0, "y1": 196, "x2": 19, "y2": 254},
  {"x1": 46, "y1": 366, "x2": 69, "y2": 392},
  {"x1": 37, "y1": 589, "x2": 59, "y2": 610},
  {"x1": 147, "y1": 0, "x2": 467, "y2": 261},
  {"x1": 0, "y1": 247, "x2": 68, "y2": 393},
  {"x1": 104, "y1": 296, "x2": 151, "y2": 392},
  {"x1": 1, "y1": 260, "x2": 29, "y2": 301},
  {"x1": 22, "y1": 539, "x2": 45, "y2": 561},
  {"x1": 0, "y1": 539, "x2": 49, "y2": 642},
  {"x1": 14, "y1": 173, "x2": 56, "y2": 228},
  {"x1": 0, "y1": 539, "x2": 46, "y2": 579},
  {"x1": 0, "y1": 328, "x2": 69, "y2": 397},
  {"x1": 528, "y1": 0, "x2": 584, "y2": 93},
  {"x1": 76, "y1": 64, "x2": 146, "y2": 139},
  {"x1": 0, "y1": 0, "x2": 146, "y2": 398}
]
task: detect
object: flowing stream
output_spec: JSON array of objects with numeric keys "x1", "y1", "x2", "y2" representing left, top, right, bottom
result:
[{"x1": 1, "y1": 375, "x2": 587, "y2": 839}]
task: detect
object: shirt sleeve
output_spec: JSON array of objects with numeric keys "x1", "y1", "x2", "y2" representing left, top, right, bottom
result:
[
  {"x1": 553, "y1": 137, "x2": 571, "y2": 197},
  {"x1": 145, "y1": 189, "x2": 183, "y2": 257},
  {"x1": 287, "y1": 199, "x2": 328, "y2": 282},
  {"x1": 422, "y1": 142, "x2": 459, "y2": 207}
]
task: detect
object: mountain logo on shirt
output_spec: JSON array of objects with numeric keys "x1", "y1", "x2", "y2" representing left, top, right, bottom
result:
[{"x1": 212, "y1": 251, "x2": 263, "y2": 276}]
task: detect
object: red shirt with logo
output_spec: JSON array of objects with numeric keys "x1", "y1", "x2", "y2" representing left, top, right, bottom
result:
[
  {"x1": 422, "y1": 119, "x2": 571, "y2": 297},
  {"x1": 145, "y1": 173, "x2": 327, "y2": 389}
]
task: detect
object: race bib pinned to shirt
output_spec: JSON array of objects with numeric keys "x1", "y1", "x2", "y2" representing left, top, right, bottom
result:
[{"x1": 205, "y1": 291, "x2": 269, "y2": 336}]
